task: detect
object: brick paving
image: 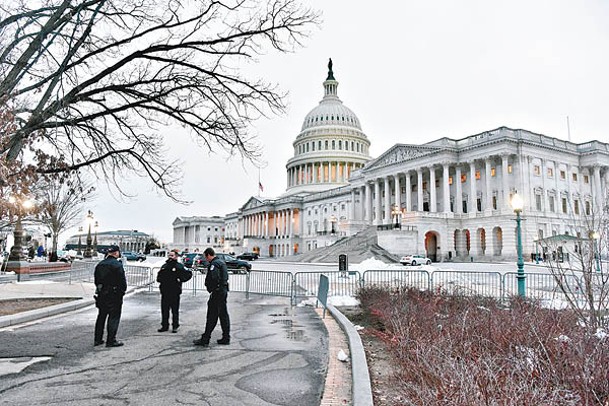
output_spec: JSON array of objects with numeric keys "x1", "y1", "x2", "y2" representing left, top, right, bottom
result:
[{"x1": 317, "y1": 307, "x2": 352, "y2": 405}]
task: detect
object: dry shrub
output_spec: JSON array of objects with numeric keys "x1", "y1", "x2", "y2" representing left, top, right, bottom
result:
[{"x1": 357, "y1": 287, "x2": 609, "y2": 405}]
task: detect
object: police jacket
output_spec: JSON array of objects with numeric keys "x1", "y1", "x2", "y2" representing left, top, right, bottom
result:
[
  {"x1": 94, "y1": 255, "x2": 127, "y2": 299},
  {"x1": 157, "y1": 258, "x2": 189, "y2": 295},
  {"x1": 205, "y1": 257, "x2": 229, "y2": 293}
]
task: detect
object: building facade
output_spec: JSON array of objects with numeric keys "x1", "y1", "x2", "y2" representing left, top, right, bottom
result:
[
  {"x1": 172, "y1": 216, "x2": 225, "y2": 253},
  {"x1": 65, "y1": 229, "x2": 150, "y2": 253},
  {"x1": 173, "y1": 62, "x2": 609, "y2": 262}
]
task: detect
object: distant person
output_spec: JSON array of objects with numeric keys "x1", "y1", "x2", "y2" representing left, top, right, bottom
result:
[
  {"x1": 156, "y1": 249, "x2": 192, "y2": 333},
  {"x1": 37, "y1": 245, "x2": 44, "y2": 258},
  {"x1": 94, "y1": 245, "x2": 127, "y2": 348},
  {"x1": 194, "y1": 247, "x2": 230, "y2": 347}
]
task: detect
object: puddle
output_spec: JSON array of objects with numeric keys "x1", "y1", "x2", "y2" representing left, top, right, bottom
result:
[{"x1": 269, "y1": 312, "x2": 305, "y2": 341}]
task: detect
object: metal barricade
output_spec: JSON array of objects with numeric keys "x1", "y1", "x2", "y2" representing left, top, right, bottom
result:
[
  {"x1": 361, "y1": 269, "x2": 430, "y2": 291},
  {"x1": 431, "y1": 270, "x2": 503, "y2": 298},
  {"x1": 504, "y1": 272, "x2": 583, "y2": 305},
  {"x1": 293, "y1": 271, "x2": 360, "y2": 305}
]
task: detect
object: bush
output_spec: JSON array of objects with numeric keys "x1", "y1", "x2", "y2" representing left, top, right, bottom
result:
[{"x1": 357, "y1": 286, "x2": 609, "y2": 405}]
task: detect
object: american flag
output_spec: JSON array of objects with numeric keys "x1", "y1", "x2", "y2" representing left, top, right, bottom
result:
[{"x1": 258, "y1": 182, "x2": 264, "y2": 192}]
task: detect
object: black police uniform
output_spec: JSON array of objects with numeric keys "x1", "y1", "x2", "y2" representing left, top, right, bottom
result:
[
  {"x1": 156, "y1": 257, "x2": 190, "y2": 332},
  {"x1": 198, "y1": 256, "x2": 230, "y2": 344},
  {"x1": 94, "y1": 254, "x2": 127, "y2": 346}
]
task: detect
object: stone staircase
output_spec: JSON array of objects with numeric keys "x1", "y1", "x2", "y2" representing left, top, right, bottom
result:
[{"x1": 282, "y1": 227, "x2": 400, "y2": 264}]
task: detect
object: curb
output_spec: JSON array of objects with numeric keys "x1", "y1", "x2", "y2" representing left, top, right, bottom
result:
[
  {"x1": 0, "y1": 297, "x2": 96, "y2": 328},
  {"x1": 326, "y1": 303, "x2": 373, "y2": 406}
]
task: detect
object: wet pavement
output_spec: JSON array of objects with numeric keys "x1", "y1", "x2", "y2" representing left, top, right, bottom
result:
[{"x1": 0, "y1": 289, "x2": 328, "y2": 405}]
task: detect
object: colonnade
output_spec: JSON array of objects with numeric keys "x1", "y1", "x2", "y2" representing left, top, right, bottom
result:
[
  {"x1": 241, "y1": 208, "x2": 300, "y2": 239},
  {"x1": 352, "y1": 156, "x2": 515, "y2": 225},
  {"x1": 351, "y1": 155, "x2": 607, "y2": 226},
  {"x1": 287, "y1": 161, "x2": 363, "y2": 188}
]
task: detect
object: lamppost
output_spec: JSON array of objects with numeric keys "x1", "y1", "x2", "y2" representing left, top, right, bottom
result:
[
  {"x1": 83, "y1": 210, "x2": 94, "y2": 259},
  {"x1": 592, "y1": 231, "x2": 601, "y2": 273},
  {"x1": 330, "y1": 215, "x2": 337, "y2": 235},
  {"x1": 391, "y1": 204, "x2": 401, "y2": 229},
  {"x1": 6, "y1": 195, "x2": 34, "y2": 279},
  {"x1": 93, "y1": 221, "x2": 99, "y2": 255},
  {"x1": 511, "y1": 193, "x2": 526, "y2": 297},
  {"x1": 7, "y1": 196, "x2": 34, "y2": 262},
  {"x1": 77, "y1": 226, "x2": 83, "y2": 256}
]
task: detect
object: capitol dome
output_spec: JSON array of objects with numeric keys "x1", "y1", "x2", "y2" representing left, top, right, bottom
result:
[{"x1": 285, "y1": 59, "x2": 371, "y2": 195}]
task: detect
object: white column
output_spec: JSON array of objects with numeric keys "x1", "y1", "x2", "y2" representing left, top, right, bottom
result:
[
  {"x1": 374, "y1": 179, "x2": 381, "y2": 225},
  {"x1": 360, "y1": 186, "x2": 366, "y2": 221},
  {"x1": 394, "y1": 174, "x2": 401, "y2": 210},
  {"x1": 405, "y1": 172, "x2": 412, "y2": 212},
  {"x1": 289, "y1": 208, "x2": 294, "y2": 238},
  {"x1": 485, "y1": 158, "x2": 492, "y2": 211},
  {"x1": 502, "y1": 156, "x2": 510, "y2": 210},
  {"x1": 384, "y1": 176, "x2": 391, "y2": 224},
  {"x1": 429, "y1": 167, "x2": 436, "y2": 213},
  {"x1": 455, "y1": 166, "x2": 462, "y2": 214},
  {"x1": 417, "y1": 169, "x2": 423, "y2": 212},
  {"x1": 351, "y1": 189, "x2": 356, "y2": 221},
  {"x1": 443, "y1": 163, "x2": 450, "y2": 213},
  {"x1": 594, "y1": 165, "x2": 602, "y2": 211},
  {"x1": 365, "y1": 182, "x2": 372, "y2": 223},
  {"x1": 469, "y1": 161, "x2": 477, "y2": 213}
]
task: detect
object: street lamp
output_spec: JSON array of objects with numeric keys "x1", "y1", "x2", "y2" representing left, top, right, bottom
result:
[
  {"x1": 93, "y1": 221, "x2": 99, "y2": 255},
  {"x1": 511, "y1": 193, "x2": 526, "y2": 297},
  {"x1": 7, "y1": 196, "x2": 34, "y2": 261},
  {"x1": 330, "y1": 215, "x2": 337, "y2": 235},
  {"x1": 592, "y1": 231, "x2": 601, "y2": 273},
  {"x1": 83, "y1": 210, "x2": 94, "y2": 259},
  {"x1": 391, "y1": 204, "x2": 401, "y2": 229},
  {"x1": 77, "y1": 226, "x2": 83, "y2": 256}
]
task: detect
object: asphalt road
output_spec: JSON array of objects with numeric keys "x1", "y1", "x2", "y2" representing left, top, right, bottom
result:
[{"x1": 0, "y1": 290, "x2": 327, "y2": 406}]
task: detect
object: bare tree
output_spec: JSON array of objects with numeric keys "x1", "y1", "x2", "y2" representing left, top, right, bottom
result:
[
  {"x1": 35, "y1": 175, "x2": 96, "y2": 260},
  {"x1": 0, "y1": 0, "x2": 319, "y2": 201},
  {"x1": 539, "y1": 202, "x2": 609, "y2": 331}
]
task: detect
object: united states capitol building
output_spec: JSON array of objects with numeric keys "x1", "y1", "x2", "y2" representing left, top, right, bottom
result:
[{"x1": 173, "y1": 61, "x2": 609, "y2": 262}]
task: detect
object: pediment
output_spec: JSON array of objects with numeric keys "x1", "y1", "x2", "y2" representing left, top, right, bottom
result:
[
  {"x1": 240, "y1": 196, "x2": 265, "y2": 211},
  {"x1": 365, "y1": 144, "x2": 439, "y2": 170}
]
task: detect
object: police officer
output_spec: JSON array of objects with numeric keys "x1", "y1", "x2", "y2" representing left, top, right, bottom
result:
[
  {"x1": 156, "y1": 249, "x2": 191, "y2": 333},
  {"x1": 94, "y1": 245, "x2": 127, "y2": 347},
  {"x1": 193, "y1": 247, "x2": 230, "y2": 346}
]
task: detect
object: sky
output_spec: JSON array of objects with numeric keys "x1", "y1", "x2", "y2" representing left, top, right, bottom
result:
[{"x1": 61, "y1": 0, "x2": 609, "y2": 246}]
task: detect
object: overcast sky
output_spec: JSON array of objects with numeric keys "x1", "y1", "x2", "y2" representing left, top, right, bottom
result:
[{"x1": 62, "y1": 0, "x2": 609, "y2": 246}]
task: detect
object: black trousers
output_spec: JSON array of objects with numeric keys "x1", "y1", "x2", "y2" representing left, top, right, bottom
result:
[
  {"x1": 202, "y1": 290, "x2": 230, "y2": 339},
  {"x1": 160, "y1": 293, "x2": 180, "y2": 329},
  {"x1": 95, "y1": 302, "x2": 122, "y2": 343}
]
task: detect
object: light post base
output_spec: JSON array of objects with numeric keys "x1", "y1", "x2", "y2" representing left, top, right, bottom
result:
[{"x1": 6, "y1": 260, "x2": 31, "y2": 281}]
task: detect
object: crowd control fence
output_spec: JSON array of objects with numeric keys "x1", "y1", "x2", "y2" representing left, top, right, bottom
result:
[{"x1": 0, "y1": 261, "x2": 604, "y2": 306}]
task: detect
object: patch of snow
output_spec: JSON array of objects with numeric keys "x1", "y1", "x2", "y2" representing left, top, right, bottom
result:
[
  {"x1": 328, "y1": 295, "x2": 359, "y2": 306},
  {"x1": 595, "y1": 328, "x2": 607, "y2": 340}
]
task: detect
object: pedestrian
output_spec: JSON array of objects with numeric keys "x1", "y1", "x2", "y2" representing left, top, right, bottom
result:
[
  {"x1": 156, "y1": 249, "x2": 192, "y2": 333},
  {"x1": 193, "y1": 247, "x2": 230, "y2": 347},
  {"x1": 94, "y1": 245, "x2": 127, "y2": 348}
]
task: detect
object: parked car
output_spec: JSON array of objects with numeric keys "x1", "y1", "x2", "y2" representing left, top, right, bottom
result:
[
  {"x1": 400, "y1": 254, "x2": 432, "y2": 266},
  {"x1": 122, "y1": 251, "x2": 146, "y2": 262},
  {"x1": 215, "y1": 253, "x2": 251, "y2": 274},
  {"x1": 55, "y1": 250, "x2": 73, "y2": 263},
  {"x1": 182, "y1": 253, "x2": 206, "y2": 269},
  {"x1": 236, "y1": 252, "x2": 259, "y2": 261}
]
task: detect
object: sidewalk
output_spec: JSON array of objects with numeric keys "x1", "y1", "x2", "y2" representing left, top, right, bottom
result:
[
  {"x1": 0, "y1": 279, "x2": 372, "y2": 405},
  {"x1": 0, "y1": 280, "x2": 97, "y2": 328}
]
